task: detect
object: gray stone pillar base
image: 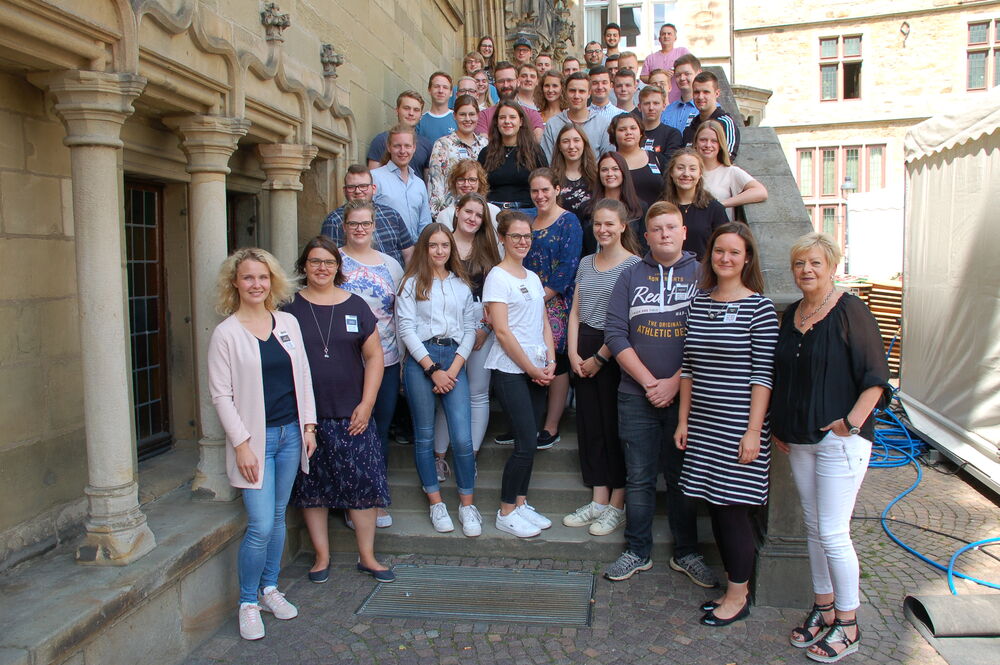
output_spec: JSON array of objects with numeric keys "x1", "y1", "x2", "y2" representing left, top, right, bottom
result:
[
  {"x1": 192, "y1": 437, "x2": 239, "y2": 502},
  {"x1": 76, "y1": 483, "x2": 156, "y2": 565}
]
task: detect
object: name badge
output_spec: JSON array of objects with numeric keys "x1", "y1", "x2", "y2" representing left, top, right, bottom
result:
[
  {"x1": 345, "y1": 315, "x2": 360, "y2": 333},
  {"x1": 648, "y1": 160, "x2": 661, "y2": 176},
  {"x1": 277, "y1": 331, "x2": 295, "y2": 349},
  {"x1": 723, "y1": 304, "x2": 740, "y2": 323},
  {"x1": 643, "y1": 138, "x2": 655, "y2": 151},
  {"x1": 458, "y1": 147, "x2": 470, "y2": 159},
  {"x1": 519, "y1": 284, "x2": 532, "y2": 301}
]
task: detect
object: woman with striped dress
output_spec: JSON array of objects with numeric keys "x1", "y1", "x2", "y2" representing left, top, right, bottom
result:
[{"x1": 674, "y1": 222, "x2": 778, "y2": 627}]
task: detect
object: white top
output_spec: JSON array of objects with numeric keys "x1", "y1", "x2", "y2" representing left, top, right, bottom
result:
[
  {"x1": 702, "y1": 164, "x2": 755, "y2": 222},
  {"x1": 437, "y1": 201, "x2": 503, "y2": 234},
  {"x1": 396, "y1": 273, "x2": 477, "y2": 362},
  {"x1": 482, "y1": 265, "x2": 547, "y2": 374}
]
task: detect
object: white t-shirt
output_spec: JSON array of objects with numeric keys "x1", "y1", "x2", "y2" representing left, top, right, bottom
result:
[
  {"x1": 482, "y1": 265, "x2": 547, "y2": 374},
  {"x1": 437, "y1": 201, "x2": 503, "y2": 233},
  {"x1": 703, "y1": 164, "x2": 755, "y2": 222}
]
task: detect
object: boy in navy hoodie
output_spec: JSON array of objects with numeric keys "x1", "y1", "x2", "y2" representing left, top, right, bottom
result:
[{"x1": 602, "y1": 201, "x2": 718, "y2": 587}]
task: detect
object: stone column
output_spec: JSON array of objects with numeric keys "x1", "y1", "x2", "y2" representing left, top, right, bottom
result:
[
  {"x1": 28, "y1": 70, "x2": 156, "y2": 565},
  {"x1": 163, "y1": 115, "x2": 250, "y2": 502},
  {"x1": 256, "y1": 143, "x2": 318, "y2": 270}
]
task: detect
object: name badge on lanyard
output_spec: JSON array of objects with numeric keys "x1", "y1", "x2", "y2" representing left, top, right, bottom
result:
[
  {"x1": 723, "y1": 304, "x2": 740, "y2": 323},
  {"x1": 345, "y1": 315, "x2": 360, "y2": 333},
  {"x1": 458, "y1": 146, "x2": 470, "y2": 159},
  {"x1": 648, "y1": 159, "x2": 661, "y2": 176},
  {"x1": 519, "y1": 284, "x2": 532, "y2": 301},
  {"x1": 277, "y1": 330, "x2": 295, "y2": 349}
]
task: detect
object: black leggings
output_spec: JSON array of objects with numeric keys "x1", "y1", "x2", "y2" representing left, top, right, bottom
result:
[
  {"x1": 493, "y1": 370, "x2": 546, "y2": 504},
  {"x1": 709, "y1": 504, "x2": 757, "y2": 585}
]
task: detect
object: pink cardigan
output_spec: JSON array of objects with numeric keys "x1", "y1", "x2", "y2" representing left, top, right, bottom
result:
[{"x1": 207, "y1": 311, "x2": 317, "y2": 489}]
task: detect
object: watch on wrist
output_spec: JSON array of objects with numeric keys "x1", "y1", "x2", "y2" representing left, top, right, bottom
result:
[
  {"x1": 423, "y1": 363, "x2": 441, "y2": 379},
  {"x1": 844, "y1": 416, "x2": 861, "y2": 435}
]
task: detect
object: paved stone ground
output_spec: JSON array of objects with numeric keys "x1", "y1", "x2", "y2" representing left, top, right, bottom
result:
[{"x1": 185, "y1": 458, "x2": 1000, "y2": 665}]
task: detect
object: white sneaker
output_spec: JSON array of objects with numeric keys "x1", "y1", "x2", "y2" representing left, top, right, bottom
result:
[
  {"x1": 435, "y1": 457, "x2": 451, "y2": 482},
  {"x1": 238, "y1": 603, "x2": 265, "y2": 640},
  {"x1": 376, "y1": 511, "x2": 393, "y2": 528},
  {"x1": 258, "y1": 586, "x2": 298, "y2": 619},
  {"x1": 563, "y1": 501, "x2": 609, "y2": 527},
  {"x1": 495, "y1": 509, "x2": 541, "y2": 538},
  {"x1": 517, "y1": 503, "x2": 552, "y2": 530},
  {"x1": 429, "y1": 502, "x2": 454, "y2": 532},
  {"x1": 588, "y1": 505, "x2": 626, "y2": 536},
  {"x1": 458, "y1": 504, "x2": 483, "y2": 537}
]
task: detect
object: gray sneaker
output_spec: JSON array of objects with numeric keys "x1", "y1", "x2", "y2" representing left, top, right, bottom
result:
[
  {"x1": 670, "y1": 553, "x2": 719, "y2": 588},
  {"x1": 603, "y1": 551, "x2": 652, "y2": 581}
]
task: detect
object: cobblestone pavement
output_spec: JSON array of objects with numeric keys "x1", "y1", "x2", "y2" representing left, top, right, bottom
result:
[{"x1": 185, "y1": 460, "x2": 1000, "y2": 665}]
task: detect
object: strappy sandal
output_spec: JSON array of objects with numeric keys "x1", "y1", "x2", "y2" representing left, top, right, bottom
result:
[
  {"x1": 806, "y1": 618, "x2": 861, "y2": 663},
  {"x1": 789, "y1": 602, "x2": 834, "y2": 648}
]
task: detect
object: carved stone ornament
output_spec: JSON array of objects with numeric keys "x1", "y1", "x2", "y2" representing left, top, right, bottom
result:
[
  {"x1": 261, "y1": 2, "x2": 290, "y2": 42},
  {"x1": 321, "y1": 44, "x2": 344, "y2": 78}
]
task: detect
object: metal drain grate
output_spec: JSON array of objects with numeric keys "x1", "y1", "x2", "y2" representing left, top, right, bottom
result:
[{"x1": 356, "y1": 564, "x2": 596, "y2": 625}]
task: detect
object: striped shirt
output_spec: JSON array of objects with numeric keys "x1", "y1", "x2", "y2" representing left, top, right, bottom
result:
[
  {"x1": 573, "y1": 253, "x2": 641, "y2": 330},
  {"x1": 679, "y1": 292, "x2": 779, "y2": 505}
]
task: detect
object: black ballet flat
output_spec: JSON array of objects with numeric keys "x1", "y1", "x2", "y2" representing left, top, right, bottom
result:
[
  {"x1": 700, "y1": 600, "x2": 720, "y2": 612},
  {"x1": 700, "y1": 599, "x2": 750, "y2": 627}
]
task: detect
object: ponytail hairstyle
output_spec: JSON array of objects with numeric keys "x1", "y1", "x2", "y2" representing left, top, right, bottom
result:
[{"x1": 590, "y1": 198, "x2": 642, "y2": 256}]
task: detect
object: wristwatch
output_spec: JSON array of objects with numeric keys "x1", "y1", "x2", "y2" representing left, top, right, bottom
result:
[
  {"x1": 423, "y1": 363, "x2": 442, "y2": 379},
  {"x1": 843, "y1": 416, "x2": 861, "y2": 435}
]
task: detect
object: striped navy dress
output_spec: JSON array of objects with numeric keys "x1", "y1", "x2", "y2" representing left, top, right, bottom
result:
[{"x1": 679, "y1": 292, "x2": 779, "y2": 505}]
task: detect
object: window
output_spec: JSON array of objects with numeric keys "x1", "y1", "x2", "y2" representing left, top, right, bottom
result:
[
  {"x1": 819, "y1": 35, "x2": 862, "y2": 100},
  {"x1": 585, "y1": 2, "x2": 643, "y2": 49},
  {"x1": 967, "y1": 19, "x2": 1000, "y2": 90},
  {"x1": 652, "y1": 1, "x2": 680, "y2": 51},
  {"x1": 844, "y1": 147, "x2": 860, "y2": 189},
  {"x1": 821, "y1": 207, "x2": 838, "y2": 238},
  {"x1": 821, "y1": 148, "x2": 838, "y2": 196},
  {"x1": 867, "y1": 146, "x2": 885, "y2": 190},
  {"x1": 797, "y1": 149, "x2": 814, "y2": 197}
]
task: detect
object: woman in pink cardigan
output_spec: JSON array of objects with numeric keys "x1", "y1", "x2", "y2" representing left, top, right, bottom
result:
[{"x1": 207, "y1": 248, "x2": 317, "y2": 641}]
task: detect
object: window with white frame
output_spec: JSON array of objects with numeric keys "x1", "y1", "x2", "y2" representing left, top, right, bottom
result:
[
  {"x1": 967, "y1": 19, "x2": 1000, "y2": 90},
  {"x1": 795, "y1": 144, "x2": 887, "y2": 199},
  {"x1": 819, "y1": 35, "x2": 862, "y2": 101}
]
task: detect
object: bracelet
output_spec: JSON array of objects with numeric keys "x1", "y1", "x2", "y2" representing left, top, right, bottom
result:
[
  {"x1": 304, "y1": 425, "x2": 316, "y2": 434},
  {"x1": 592, "y1": 353, "x2": 608, "y2": 365},
  {"x1": 545, "y1": 359, "x2": 556, "y2": 366},
  {"x1": 423, "y1": 362, "x2": 441, "y2": 378}
]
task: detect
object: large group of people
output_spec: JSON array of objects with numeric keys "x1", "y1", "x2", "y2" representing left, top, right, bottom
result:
[{"x1": 207, "y1": 24, "x2": 891, "y2": 665}]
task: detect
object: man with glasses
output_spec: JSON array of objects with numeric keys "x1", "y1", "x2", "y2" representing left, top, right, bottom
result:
[
  {"x1": 475, "y1": 61, "x2": 544, "y2": 140},
  {"x1": 321, "y1": 164, "x2": 414, "y2": 266},
  {"x1": 583, "y1": 41, "x2": 604, "y2": 70}
]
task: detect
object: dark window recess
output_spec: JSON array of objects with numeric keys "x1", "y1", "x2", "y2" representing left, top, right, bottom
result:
[
  {"x1": 125, "y1": 182, "x2": 173, "y2": 460},
  {"x1": 843, "y1": 62, "x2": 861, "y2": 99}
]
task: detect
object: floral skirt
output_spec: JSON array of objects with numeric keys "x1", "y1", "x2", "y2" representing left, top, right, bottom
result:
[{"x1": 290, "y1": 417, "x2": 390, "y2": 510}]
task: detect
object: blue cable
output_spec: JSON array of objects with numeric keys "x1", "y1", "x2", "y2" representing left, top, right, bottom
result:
[{"x1": 868, "y1": 334, "x2": 1000, "y2": 593}]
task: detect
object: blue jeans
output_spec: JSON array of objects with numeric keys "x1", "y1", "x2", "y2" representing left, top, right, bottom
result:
[
  {"x1": 372, "y1": 362, "x2": 400, "y2": 461},
  {"x1": 238, "y1": 422, "x2": 301, "y2": 604},
  {"x1": 403, "y1": 344, "x2": 476, "y2": 495},
  {"x1": 617, "y1": 393, "x2": 699, "y2": 561}
]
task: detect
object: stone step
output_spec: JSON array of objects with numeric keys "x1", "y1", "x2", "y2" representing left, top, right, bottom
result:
[
  {"x1": 387, "y1": 437, "x2": 581, "y2": 474},
  {"x1": 308, "y1": 509, "x2": 718, "y2": 564}
]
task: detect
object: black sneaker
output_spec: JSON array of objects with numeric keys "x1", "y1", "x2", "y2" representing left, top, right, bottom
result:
[
  {"x1": 494, "y1": 432, "x2": 514, "y2": 445},
  {"x1": 393, "y1": 428, "x2": 412, "y2": 445},
  {"x1": 536, "y1": 430, "x2": 560, "y2": 450}
]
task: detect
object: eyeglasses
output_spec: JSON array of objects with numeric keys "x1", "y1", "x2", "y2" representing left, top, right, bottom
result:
[
  {"x1": 505, "y1": 233, "x2": 532, "y2": 243},
  {"x1": 585, "y1": 49, "x2": 603, "y2": 55},
  {"x1": 306, "y1": 258, "x2": 338, "y2": 268},
  {"x1": 346, "y1": 220, "x2": 374, "y2": 229},
  {"x1": 457, "y1": 177, "x2": 480, "y2": 184},
  {"x1": 344, "y1": 183, "x2": 372, "y2": 192},
  {"x1": 458, "y1": 89, "x2": 477, "y2": 96}
]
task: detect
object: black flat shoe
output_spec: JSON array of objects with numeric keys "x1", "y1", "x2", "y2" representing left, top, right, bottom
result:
[
  {"x1": 700, "y1": 599, "x2": 750, "y2": 627},
  {"x1": 357, "y1": 561, "x2": 396, "y2": 583},
  {"x1": 307, "y1": 565, "x2": 330, "y2": 584},
  {"x1": 700, "y1": 600, "x2": 720, "y2": 612}
]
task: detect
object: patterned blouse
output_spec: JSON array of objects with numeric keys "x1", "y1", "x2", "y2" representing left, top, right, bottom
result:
[
  {"x1": 427, "y1": 131, "x2": 490, "y2": 219},
  {"x1": 340, "y1": 252, "x2": 404, "y2": 367},
  {"x1": 525, "y1": 211, "x2": 583, "y2": 354}
]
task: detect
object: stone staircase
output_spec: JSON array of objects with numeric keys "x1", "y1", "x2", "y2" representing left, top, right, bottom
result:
[{"x1": 298, "y1": 412, "x2": 717, "y2": 564}]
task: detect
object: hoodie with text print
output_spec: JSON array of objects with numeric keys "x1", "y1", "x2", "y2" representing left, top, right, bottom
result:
[{"x1": 604, "y1": 250, "x2": 700, "y2": 396}]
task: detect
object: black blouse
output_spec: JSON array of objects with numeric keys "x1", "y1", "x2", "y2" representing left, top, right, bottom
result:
[
  {"x1": 478, "y1": 144, "x2": 548, "y2": 208},
  {"x1": 680, "y1": 198, "x2": 728, "y2": 261},
  {"x1": 629, "y1": 151, "x2": 667, "y2": 208},
  {"x1": 771, "y1": 293, "x2": 892, "y2": 444}
]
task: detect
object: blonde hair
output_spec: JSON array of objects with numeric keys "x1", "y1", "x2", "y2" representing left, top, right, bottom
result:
[
  {"x1": 694, "y1": 120, "x2": 732, "y2": 167},
  {"x1": 215, "y1": 247, "x2": 292, "y2": 315},
  {"x1": 789, "y1": 232, "x2": 842, "y2": 271}
]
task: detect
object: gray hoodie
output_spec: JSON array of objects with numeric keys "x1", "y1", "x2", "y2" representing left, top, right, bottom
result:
[{"x1": 604, "y1": 250, "x2": 700, "y2": 396}]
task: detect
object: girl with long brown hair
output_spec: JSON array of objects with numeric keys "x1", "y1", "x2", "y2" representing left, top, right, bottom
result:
[
  {"x1": 550, "y1": 124, "x2": 599, "y2": 251},
  {"x1": 592, "y1": 151, "x2": 649, "y2": 252},
  {"x1": 478, "y1": 100, "x2": 547, "y2": 214},
  {"x1": 396, "y1": 223, "x2": 481, "y2": 536},
  {"x1": 535, "y1": 70, "x2": 565, "y2": 123}
]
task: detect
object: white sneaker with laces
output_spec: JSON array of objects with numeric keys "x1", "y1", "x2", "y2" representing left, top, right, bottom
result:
[
  {"x1": 563, "y1": 501, "x2": 608, "y2": 527},
  {"x1": 588, "y1": 505, "x2": 626, "y2": 536},
  {"x1": 238, "y1": 603, "x2": 265, "y2": 640},
  {"x1": 495, "y1": 509, "x2": 541, "y2": 538},
  {"x1": 258, "y1": 586, "x2": 298, "y2": 619},
  {"x1": 517, "y1": 503, "x2": 552, "y2": 530},
  {"x1": 429, "y1": 502, "x2": 454, "y2": 532},
  {"x1": 458, "y1": 504, "x2": 483, "y2": 537}
]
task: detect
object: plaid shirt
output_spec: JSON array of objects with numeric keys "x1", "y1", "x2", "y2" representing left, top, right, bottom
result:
[{"x1": 320, "y1": 202, "x2": 414, "y2": 266}]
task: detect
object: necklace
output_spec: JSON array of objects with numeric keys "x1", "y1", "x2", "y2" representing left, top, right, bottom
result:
[
  {"x1": 307, "y1": 299, "x2": 336, "y2": 358},
  {"x1": 798, "y1": 287, "x2": 834, "y2": 328}
]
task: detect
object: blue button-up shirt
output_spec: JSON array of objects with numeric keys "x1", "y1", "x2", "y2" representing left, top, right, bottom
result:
[
  {"x1": 371, "y1": 162, "x2": 432, "y2": 241},
  {"x1": 661, "y1": 99, "x2": 698, "y2": 134}
]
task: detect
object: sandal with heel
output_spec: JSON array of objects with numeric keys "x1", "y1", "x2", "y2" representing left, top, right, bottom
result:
[
  {"x1": 806, "y1": 617, "x2": 861, "y2": 663},
  {"x1": 790, "y1": 602, "x2": 835, "y2": 648}
]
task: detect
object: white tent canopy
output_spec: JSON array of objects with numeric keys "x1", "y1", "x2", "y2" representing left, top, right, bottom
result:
[{"x1": 901, "y1": 88, "x2": 1000, "y2": 493}]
